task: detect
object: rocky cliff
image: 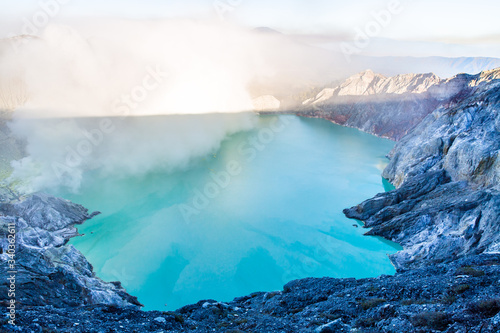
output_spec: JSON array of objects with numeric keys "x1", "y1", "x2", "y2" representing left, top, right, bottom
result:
[
  {"x1": 344, "y1": 68, "x2": 500, "y2": 272},
  {"x1": 300, "y1": 69, "x2": 480, "y2": 140},
  {"x1": 382, "y1": 69, "x2": 500, "y2": 188}
]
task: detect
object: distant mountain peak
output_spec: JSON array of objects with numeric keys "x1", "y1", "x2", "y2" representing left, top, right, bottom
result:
[
  {"x1": 358, "y1": 69, "x2": 376, "y2": 76},
  {"x1": 304, "y1": 70, "x2": 444, "y2": 105}
]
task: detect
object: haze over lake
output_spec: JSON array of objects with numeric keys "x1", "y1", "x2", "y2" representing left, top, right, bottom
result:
[{"x1": 53, "y1": 115, "x2": 400, "y2": 310}]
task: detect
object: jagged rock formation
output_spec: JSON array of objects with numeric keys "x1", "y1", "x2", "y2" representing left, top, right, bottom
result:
[
  {"x1": 345, "y1": 171, "x2": 500, "y2": 270},
  {"x1": 300, "y1": 69, "x2": 478, "y2": 140},
  {"x1": 303, "y1": 70, "x2": 442, "y2": 103},
  {"x1": 344, "y1": 69, "x2": 500, "y2": 271},
  {"x1": 0, "y1": 194, "x2": 142, "y2": 309},
  {"x1": 382, "y1": 69, "x2": 500, "y2": 188}
]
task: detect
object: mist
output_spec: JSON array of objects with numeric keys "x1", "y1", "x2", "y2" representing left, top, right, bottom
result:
[
  {"x1": 0, "y1": 19, "x2": 347, "y2": 115},
  {"x1": 7, "y1": 114, "x2": 256, "y2": 192},
  {"x1": 0, "y1": 19, "x2": 340, "y2": 192},
  {"x1": 2, "y1": 21, "x2": 256, "y2": 116}
]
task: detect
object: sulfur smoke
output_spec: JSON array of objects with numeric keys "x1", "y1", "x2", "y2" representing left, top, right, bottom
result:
[
  {"x1": 0, "y1": 21, "x2": 262, "y2": 191},
  {"x1": 0, "y1": 20, "x2": 345, "y2": 192},
  {"x1": 1, "y1": 21, "x2": 264, "y2": 115},
  {"x1": 7, "y1": 114, "x2": 256, "y2": 192}
]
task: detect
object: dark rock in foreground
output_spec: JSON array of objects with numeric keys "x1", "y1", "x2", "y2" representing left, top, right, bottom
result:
[{"x1": 3, "y1": 254, "x2": 500, "y2": 332}]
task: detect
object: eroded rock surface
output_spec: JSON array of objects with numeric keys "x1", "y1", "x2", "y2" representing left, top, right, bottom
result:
[
  {"x1": 344, "y1": 69, "x2": 500, "y2": 272},
  {"x1": 0, "y1": 194, "x2": 142, "y2": 309}
]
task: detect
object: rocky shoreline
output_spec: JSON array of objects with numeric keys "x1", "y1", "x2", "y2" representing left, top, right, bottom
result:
[
  {"x1": 0, "y1": 194, "x2": 499, "y2": 333},
  {"x1": 0, "y1": 194, "x2": 142, "y2": 310},
  {"x1": 1, "y1": 68, "x2": 500, "y2": 332}
]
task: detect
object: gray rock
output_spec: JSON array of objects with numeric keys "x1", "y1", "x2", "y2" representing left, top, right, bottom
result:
[
  {"x1": 4, "y1": 254, "x2": 499, "y2": 332},
  {"x1": 0, "y1": 194, "x2": 142, "y2": 308},
  {"x1": 383, "y1": 69, "x2": 500, "y2": 187},
  {"x1": 344, "y1": 68, "x2": 500, "y2": 270}
]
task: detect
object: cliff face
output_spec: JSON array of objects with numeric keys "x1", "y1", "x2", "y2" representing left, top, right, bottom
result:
[
  {"x1": 344, "y1": 69, "x2": 500, "y2": 271},
  {"x1": 0, "y1": 194, "x2": 141, "y2": 308},
  {"x1": 383, "y1": 69, "x2": 500, "y2": 188},
  {"x1": 300, "y1": 70, "x2": 477, "y2": 140}
]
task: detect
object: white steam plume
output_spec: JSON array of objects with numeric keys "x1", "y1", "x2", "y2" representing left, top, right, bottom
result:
[
  {"x1": 0, "y1": 20, "x2": 271, "y2": 191},
  {"x1": 8, "y1": 114, "x2": 256, "y2": 192},
  {"x1": 0, "y1": 19, "x2": 342, "y2": 192},
  {"x1": 1, "y1": 20, "x2": 270, "y2": 116}
]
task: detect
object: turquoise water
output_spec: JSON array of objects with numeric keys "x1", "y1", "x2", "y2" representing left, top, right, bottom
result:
[{"x1": 54, "y1": 115, "x2": 400, "y2": 311}]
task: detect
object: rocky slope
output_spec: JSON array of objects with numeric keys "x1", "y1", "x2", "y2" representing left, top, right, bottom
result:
[
  {"x1": 300, "y1": 69, "x2": 478, "y2": 140},
  {"x1": 345, "y1": 171, "x2": 500, "y2": 271},
  {"x1": 344, "y1": 68, "x2": 500, "y2": 271},
  {"x1": 0, "y1": 194, "x2": 142, "y2": 309},
  {"x1": 303, "y1": 70, "x2": 442, "y2": 103}
]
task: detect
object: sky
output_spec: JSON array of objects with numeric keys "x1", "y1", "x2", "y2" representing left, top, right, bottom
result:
[{"x1": 0, "y1": 0, "x2": 500, "y2": 57}]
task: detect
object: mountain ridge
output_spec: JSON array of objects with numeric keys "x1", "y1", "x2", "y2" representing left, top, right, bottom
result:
[{"x1": 297, "y1": 68, "x2": 500, "y2": 140}]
